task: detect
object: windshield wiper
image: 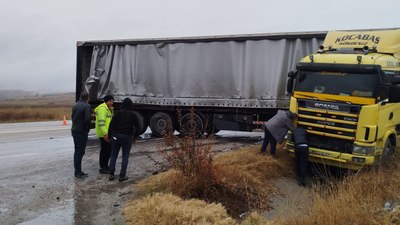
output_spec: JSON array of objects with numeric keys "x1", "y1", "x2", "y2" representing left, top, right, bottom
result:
[{"x1": 295, "y1": 93, "x2": 319, "y2": 100}]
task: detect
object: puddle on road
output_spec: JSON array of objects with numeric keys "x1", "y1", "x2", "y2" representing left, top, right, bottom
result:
[
  {"x1": 18, "y1": 199, "x2": 74, "y2": 225},
  {"x1": 0, "y1": 206, "x2": 9, "y2": 214}
]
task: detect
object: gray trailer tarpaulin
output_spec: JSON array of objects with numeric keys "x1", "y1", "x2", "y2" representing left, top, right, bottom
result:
[{"x1": 85, "y1": 37, "x2": 322, "y2": 108}]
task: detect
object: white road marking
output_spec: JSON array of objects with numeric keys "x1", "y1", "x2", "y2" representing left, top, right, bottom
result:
[
  {"x1": 0, "y1": 153, "x2": 38, "y2": 159},
  {"x1": 0, "y1": 127, "x2": 69, "y2": 134}
]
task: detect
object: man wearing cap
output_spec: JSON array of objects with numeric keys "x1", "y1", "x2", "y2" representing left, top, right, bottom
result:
[{"x1": 94, "y1": 94, "x2": 114, "y2": 174}]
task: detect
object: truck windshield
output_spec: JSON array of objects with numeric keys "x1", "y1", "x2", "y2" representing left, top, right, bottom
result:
[{"x1": 295, "y1": 71, "x2": 378, "y2": 97}]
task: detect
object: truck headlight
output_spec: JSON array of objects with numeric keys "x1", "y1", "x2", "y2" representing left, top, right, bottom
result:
[{"x1": 352, "y1": 145, "x2": 375, "y2": 155}]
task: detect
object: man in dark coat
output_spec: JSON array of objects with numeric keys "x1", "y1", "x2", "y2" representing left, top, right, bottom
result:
[
  {"x1": 71, "y1": 92, "x2": 92, "y2": 180},
  {"x1": 292, "y1": 127, "x2": 309, "y2": 186},
  {"x1": 260, "y1": 110, "x2": 296, "y2": 157},
  {"x1": 108, "y1": 98, "x2": 139, "y2": 182}
]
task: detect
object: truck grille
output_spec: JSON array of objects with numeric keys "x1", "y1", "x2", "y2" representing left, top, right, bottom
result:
[{"x1": 297, "y1": 99, "x2": 361, "y2": 153}]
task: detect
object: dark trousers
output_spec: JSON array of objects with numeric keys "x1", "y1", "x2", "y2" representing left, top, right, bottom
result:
[
  {"x1": 72, "y1": 130, "x2": 88, "y2": 175},
  {"x1": 260, "y1": 127, "x2": 277, "y2": 155},
  {"x1": 109, "y1": 133, "x2": 133, "y2": 177},
  {"x1": 99, "y1": 137, "x2": 111, "y2": 169},
  {"x1": 295, "y1": 145, "x2": 309, "y2": 183}
]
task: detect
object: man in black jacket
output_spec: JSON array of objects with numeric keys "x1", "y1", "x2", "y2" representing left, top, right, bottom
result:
[
  {"x1": 108, "y1": 98, "x2": 139, "y2": 182},
  {"x1": 71, "y1": 92, "x2": 92, "y2": 180},
  {"x1": 292, "y1": 127, "x2": 309, "y2": 186}
]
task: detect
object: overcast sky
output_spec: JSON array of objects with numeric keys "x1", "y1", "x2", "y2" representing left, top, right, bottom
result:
[{"x1": 0, "y1": 0, "x2": 398, "y2": 93}]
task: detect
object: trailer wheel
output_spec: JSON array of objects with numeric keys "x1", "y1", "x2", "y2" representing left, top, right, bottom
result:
[
  {"x1": 150, "y1": 112, "x2": 173, "y2": 138},
  {"x1": 198, "y1": 113, "x2": 219, "y2": 135},
  {"x1": 381, "y1": 137, "x2": 395, "y2": 165},
  {"x1": 180, "y1": 113, "x2": 204, "y2": 137},
  {"x1": 132, "y1": 111, "x2": 147, "y2": 136}
]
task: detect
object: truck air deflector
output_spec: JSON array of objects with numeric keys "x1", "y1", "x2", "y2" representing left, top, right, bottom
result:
[{"x1": 296, "y1": 63, "x2": 381, "y2": 74}]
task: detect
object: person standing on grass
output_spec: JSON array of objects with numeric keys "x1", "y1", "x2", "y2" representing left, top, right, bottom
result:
[
  {"x1": 292, "y1": 127, "x2": 309, "y2": 187},
  {"x1": 260, "y1": 110, "x2": 296, "y2": 158},
  {"x1": 71, "y1": 92, "x2": 91, "y2": 180},
  {"x1": 107, "y1": 98, "x2": 138, "y2": 182},
  {"x1": 94, "y1": 94, "x2": 114, "y2": 174}
]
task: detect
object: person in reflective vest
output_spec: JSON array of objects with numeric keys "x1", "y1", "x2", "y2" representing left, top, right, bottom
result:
[{"x1": 94, "y1": 94, "x2": 114, "y2": 174}]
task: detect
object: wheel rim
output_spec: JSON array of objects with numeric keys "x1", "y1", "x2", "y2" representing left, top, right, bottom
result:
[
  {"x1": 180, "y1": 113, "x2": 204, "y2": 137},
  {"x1": 197, "y1": 112, "x2": 218, "y2": 134},
  {"x1": 150, "y1": 112, "x2": 173, "y2": 137}
]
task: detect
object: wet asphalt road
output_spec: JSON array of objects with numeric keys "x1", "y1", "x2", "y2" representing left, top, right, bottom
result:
[
  {"x1": 0, "y1": 121, "x2": 263, "y2": 225},
  {"x1": 0, "y1": 121, "x2": 78, "y2": 225}
]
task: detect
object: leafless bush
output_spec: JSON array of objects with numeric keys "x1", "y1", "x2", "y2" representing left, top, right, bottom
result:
[
  {"x1": 161, "y1": 108, "x2": 218, "y2": 199},
  {"x1": 138, "y1": 107, "x2": 294, "y2": 217}
]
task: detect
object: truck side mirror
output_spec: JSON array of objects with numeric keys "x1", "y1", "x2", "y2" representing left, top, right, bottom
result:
[
  {"x1": 286, "y1": 71, "x2": 297, "y2": 95},
  {"x1": 388, "y1": 85, "x2": 400, "y2": 103},
  {"x1": 288, "y1": 71, "x2": 297, "y2": 78}
]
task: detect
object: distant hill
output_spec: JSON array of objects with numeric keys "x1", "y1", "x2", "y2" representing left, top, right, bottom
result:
[
  {"x1": 0, "y1": 90, "x2": 75, "y2": 107},
  {"x1": 0, "y1": 90, "x2": 39, "y2": 99}
]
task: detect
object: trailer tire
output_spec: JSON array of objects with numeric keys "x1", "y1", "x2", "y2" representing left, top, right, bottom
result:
[
  {"x1": 132, "y1": 111, "x2": 147, "y2": 136},
  {"x1": 198, "y1": 113, "x2": 219, "y2": 135},
  {"x1": 180, "y1": 113, "x2": 204, "y2": 137},
  {"x1": 150, "y1": 112, "x2": 173, "y2": 138}
]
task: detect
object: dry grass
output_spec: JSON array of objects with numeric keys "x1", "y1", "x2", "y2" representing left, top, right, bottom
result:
[
  {"x1": 126, "y1": 110, "x2": 400, "y2": 224},
  {"x1": 211, "y1": 146, "x2": 293, "y2": 215},
  {"x1": 124, "y1": 193, "x2": 236, "y2": 225},
  {"x1": 0, "y1": 106, "x2": 71, "y2": 123},
  {"x1": 277, "y1": 157, "x2": 400, "y2": 225},
  {"x1": 240, "y1": 212, "x2": 272, "y2": 225},
  {"x1": 134, "y1": 140, "x2": 294, "y2": 218},
  {"x1": 0, "y1": 93, "x2": 74, "y2": 123},
  {"x1": 130, "y1": 144, "x2": 400, "y2": 224}
]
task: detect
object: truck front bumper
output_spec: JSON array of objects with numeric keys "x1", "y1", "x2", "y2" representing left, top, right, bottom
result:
[{"x1": 286, "y1": 142, "x2": 376, "y2": 170}]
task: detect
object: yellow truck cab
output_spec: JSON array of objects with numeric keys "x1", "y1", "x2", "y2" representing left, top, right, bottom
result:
[{"x1": 286, "y1": 28, "x2": 400, "y2": 170}]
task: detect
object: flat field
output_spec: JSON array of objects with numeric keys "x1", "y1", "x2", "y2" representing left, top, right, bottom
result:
[{"x1": 0, "y1": 93, "x2": 75, "y2": 123}]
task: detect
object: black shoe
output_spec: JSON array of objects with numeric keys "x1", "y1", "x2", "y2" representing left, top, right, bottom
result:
[
  {"x1": 118, "y1": 176, "x2": 128, "y2": 182},
  {"x1": 99, "y1": 168, "x2": 110, "y2": 174},
  {"x1": 74, "y1": 174, "x2": 86, "y2": 180},
  {"x1": 297, "y1": 180, "x2": 306, "y2": 187},
  {"x1": 79, "y1": 172, "x2": 88, "y2": 177},
  {"x1": 109, "y1": 174, "x2": 115, "y2": 181}
]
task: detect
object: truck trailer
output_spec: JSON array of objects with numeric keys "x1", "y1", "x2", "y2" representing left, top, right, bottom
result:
[
  {"x1": 286, "y1": 28, "x2": 400, "y2": 170},
  {"x1": 76, "y1": 32, "x2": 325, "y2": 137}
]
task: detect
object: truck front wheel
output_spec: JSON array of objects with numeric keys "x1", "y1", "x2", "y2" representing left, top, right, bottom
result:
[{"x1": 381, "y1": 138, "x2": 396, "y2": 165}]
